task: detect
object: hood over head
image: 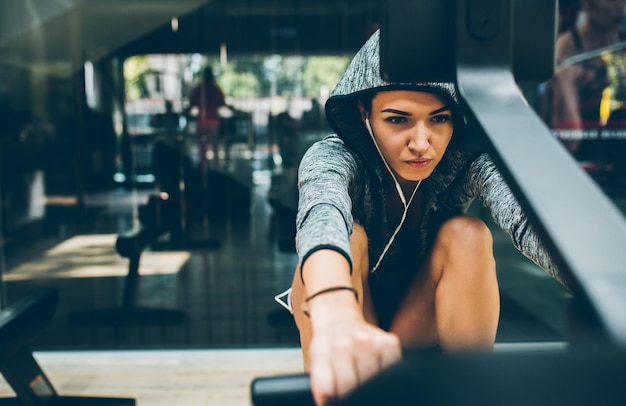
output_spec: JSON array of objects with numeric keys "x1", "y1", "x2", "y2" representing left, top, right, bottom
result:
[{"x1": 325, "y1": 29, "x2": 465, "y2": 170}]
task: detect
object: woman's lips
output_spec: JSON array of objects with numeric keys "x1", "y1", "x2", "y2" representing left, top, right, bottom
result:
[{"x1": 406, "y1": 159, "x2": 431, "y2": 169}]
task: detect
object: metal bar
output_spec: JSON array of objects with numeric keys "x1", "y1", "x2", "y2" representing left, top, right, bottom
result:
[
  {"x1": 560, "y1": 39, "x2": 626, "y2": 66},
  {"x1": 455, "y1": 0, "x2": 626, "y2": 344}
]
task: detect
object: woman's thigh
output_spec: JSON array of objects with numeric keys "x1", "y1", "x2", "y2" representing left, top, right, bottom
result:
[{"x1": 387, "y1": 215, "x2": 497, "y2": 349}]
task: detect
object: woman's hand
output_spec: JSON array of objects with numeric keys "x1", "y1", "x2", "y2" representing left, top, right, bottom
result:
[{"x1": 307, "y1": 291, "x2": 402, "y2": 406}]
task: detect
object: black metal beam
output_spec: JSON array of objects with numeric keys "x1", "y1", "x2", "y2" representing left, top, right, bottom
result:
[{"x1": 381, "y1": 0, "x2": 626, "y2": 345}]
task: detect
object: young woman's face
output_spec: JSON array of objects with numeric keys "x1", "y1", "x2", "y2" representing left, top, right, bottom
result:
[{"x1": 361, "y1": 90, "x2": 455, "y2": 182}]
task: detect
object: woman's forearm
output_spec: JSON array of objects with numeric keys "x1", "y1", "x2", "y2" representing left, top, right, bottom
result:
[{"x1": 300, "y1": 249, "x2": 360, "y2": 323}]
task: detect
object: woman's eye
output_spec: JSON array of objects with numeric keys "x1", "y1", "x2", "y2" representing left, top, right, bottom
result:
[
  {"x1": 431, "y1": 114, "x2": 452, "y2": 124},
  {"x1": 385, "y1": 116, "x2": 407, "y2": 124}
]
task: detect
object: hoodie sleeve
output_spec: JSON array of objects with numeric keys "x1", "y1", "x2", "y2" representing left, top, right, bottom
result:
[
  {"x1": 466, "y1": 154, "x2": 568, "y2": 289},
  {"x1": 295, "y1": 136, "x2": 358, "y2": 274}
]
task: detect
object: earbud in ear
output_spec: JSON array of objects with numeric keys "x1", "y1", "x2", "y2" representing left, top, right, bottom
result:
[{"x1": 365, "y1": 117, "x2": 373, "y2": 136}]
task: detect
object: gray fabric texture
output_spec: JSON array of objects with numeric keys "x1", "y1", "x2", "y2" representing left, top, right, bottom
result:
[{"x1": 295, "y1": 29, "x2": 565, "y2": 288}]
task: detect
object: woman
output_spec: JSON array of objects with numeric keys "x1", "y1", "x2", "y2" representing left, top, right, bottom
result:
[
  {"x1": 278, "y1": 30, "x2": 565, "y2": 406},
  {"x1": 189, "y1": 66, "x2": 226, "y2": 167},
  {"x1": 548, "y1": 0, "x2": 626, "y2": 158}
]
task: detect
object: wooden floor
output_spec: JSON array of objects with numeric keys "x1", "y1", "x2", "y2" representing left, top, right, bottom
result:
[
  {"x1": 0, "y1": 348, "x2": 304, "y2": 405},
  {"x1": 0, "y1": 344, "x2": 570, "y2": 405}
]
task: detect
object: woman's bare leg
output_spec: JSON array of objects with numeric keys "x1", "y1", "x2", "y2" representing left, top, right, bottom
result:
[
  {"x1": 290, "y1": 223, "x2": 376, "y2": 370},
  {"x1": 390, "y1": 215, "x2": 500, "y2": 351}
]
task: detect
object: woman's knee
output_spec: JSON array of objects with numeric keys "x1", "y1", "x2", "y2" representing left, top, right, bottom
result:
[
  {"x1": 350, "y1": 223, "x2": 370, "y2": 280},
  {"x1": 350, "y1": 223, "x2": 379, "y2": 324},
  {"x1": 351, "y1": 223, "x2": 368, "y2": 252},
  {"x1": 431, "y1": 215, "x2": 496, "y2": 285},
  {"x1": 437, "y1": 215, "x2": 493, "y2": 253}
]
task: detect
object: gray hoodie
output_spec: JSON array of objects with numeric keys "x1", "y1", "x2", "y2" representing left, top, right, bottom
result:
[{"x1": 294, "y1": 30, "x2": 564, "y2": 289}]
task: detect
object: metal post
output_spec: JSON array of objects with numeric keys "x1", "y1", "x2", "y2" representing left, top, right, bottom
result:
[{"x1": 454, "y1": 0, "x2": 626, "y2": 345}]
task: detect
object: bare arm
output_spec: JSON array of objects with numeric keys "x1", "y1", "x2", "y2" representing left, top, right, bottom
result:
[
  {"x1": 294, "y1": 138, "x2": 402, "y2": 405},
  {"x1": 297, "y1": 248, "x2": 402, "y2": 406},
  {"x1": 550, "y1": 32, "x2": 584, "y2": 131}
]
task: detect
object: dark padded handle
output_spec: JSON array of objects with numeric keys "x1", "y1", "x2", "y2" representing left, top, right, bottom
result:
[{"x1": 251, "y1": 374, "x2": 314, "y2": 406}]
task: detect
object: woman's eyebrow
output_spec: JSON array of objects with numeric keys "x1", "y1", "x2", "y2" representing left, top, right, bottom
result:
[
  {"x1": 380, "y1": 106, "x2": 452, "y2": 116},
  {"x1": 380, "y1": 108, "x2": 410, "y2": 116},
  {"x1": 430, "y1": 106, "x2": 452, "y2": 115}
]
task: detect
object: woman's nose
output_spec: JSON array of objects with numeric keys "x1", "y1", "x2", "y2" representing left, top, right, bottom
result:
[{"x1": 408, "y1": 123, "x2": 429, "y2": 153}]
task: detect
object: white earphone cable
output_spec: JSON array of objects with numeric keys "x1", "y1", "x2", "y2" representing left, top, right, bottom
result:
[{"x1": 365, "y1": 118, "x2": 421, "y2": 272}]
